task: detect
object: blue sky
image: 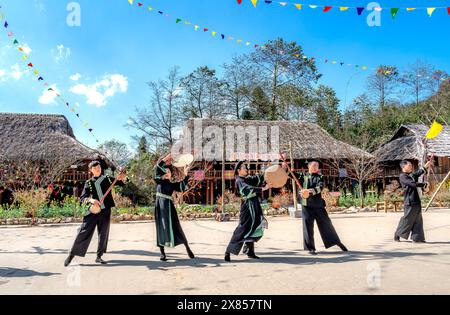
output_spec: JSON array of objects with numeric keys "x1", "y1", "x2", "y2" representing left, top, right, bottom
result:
[{"x1": 0, "y1": 0, "x2": 449, "y2": 151}]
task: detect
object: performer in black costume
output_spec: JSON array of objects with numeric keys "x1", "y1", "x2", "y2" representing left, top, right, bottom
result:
[
  {"x1": 394, "y1": 159, "x2": 432, "y2": 243},
  {"x1": 289, "y1": 161, "x2": 348, "y2": 255},
  {"x1": 64, "y1": 160, "x2": 126, "y2": 266},
  {"x1": 224, "y1": 161, "x2": 272, "y2": 262},
  {"x1": 154, "y1": 154, "x2": 195, "y2": 261}
]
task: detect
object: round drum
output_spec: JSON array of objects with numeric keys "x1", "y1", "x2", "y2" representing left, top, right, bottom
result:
[
  {"x1": 264, "y1": 165, "x2": 289, "y2": 188},
  {"x1": 173, "y1": 153, "x2": 194, "y2": 168}
]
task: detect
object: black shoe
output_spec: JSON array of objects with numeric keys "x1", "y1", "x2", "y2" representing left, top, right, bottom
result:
[
  {"x1": 95, "y1": 257, "x2": 107, "y2": 264},
  {"x1": 186, "y1": 248, "x2": 195, "y2": 259},
  {"x1": 394, "y1": 235, "x2": 401, "y2": 242},
  {"x1": 224, "y1": 252, "x2": 231, "y2": 262},
  {"x1": 160, "y1": 254, "x2": 167, "y2": 262},
  {"x1": 247, "y1": 253, "x2": 260, "y2": 259},
  {"x1": 308, "y1": 250, "x2": 318, "y2": 255},
  {"x1": 64, "y1": 255, "x2": 74, "y2": 267},
  {"x1": 338, "y1": 243, "x2": 348, "y2": 252}
]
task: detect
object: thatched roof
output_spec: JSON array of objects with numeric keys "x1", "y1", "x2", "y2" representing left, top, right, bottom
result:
[
  {"x1": 178, "y1": 118, "x2": 371, "y2": 161},
  {"x1": 376, "y1": 124, "x2": 450, "y2": 162},
  {"x1": 0, "y1": 113, "x2": 107, "y2": 163}
]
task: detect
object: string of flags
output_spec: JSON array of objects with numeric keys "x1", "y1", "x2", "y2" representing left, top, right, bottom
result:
[
  {"x1": 0, "y1": 5, "x2": 119, "y2": 163},
  {"x1": 127, "y1": 0, "x2": 450, "y2": 81},
  {"x1": 238, "y1": 0, "x2": 450, "y2": 18}
]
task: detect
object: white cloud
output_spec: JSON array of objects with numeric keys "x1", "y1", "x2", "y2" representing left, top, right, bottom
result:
[
  {"x1": 69, "y1": 74, "x2": 128, "y2": 107},
  {"x1": 0, "y1": 69, "x2": 6, "y2": 82},
  {"x1": 70, "y1": 73, "x2": 81, "y2": 81},
  {"x1": 39, "y1": 84, "x2": 60, "y2": 105},
  {"x1": 21, "y1": 44, "x2": 32, "y2": 55},
  {"x1": 9, "y1": 64, "x2": 28, "y2": 81},
  {"x1": 0, "y1": 64, "x2": 30, "y2": 83}
]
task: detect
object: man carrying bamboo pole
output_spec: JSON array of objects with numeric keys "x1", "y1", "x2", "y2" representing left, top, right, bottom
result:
[{"x1": 394, "y1": 159, "x2": 432, "y2": 243}]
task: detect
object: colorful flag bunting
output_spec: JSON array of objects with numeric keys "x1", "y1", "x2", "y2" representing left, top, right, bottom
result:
[{"x1": 391, "y1": 8, "x2": 399, "y2": 19}]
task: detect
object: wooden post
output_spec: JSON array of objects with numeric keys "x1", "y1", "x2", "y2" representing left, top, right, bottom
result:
[
  {"x1": 425, "y1": 170, "x2": 450, "y2": 212},
  {"x1": 221, "y1": 141, "x2": 226, "y2": 214},
  {"x1": 289, "y1": 141, "x2": 298, "y2": 211}
]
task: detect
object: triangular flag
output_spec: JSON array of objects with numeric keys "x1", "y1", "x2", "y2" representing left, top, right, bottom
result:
[
  {"x1": 13, "y1": 39, "x2": 18, "y2": 45},
  {"x1": 427, "y1": 8, "x2": 436, "y2": 17},
  {"x1": 294, "y1": 4, "x2": 302, "y2": 10},
  {"x1": 194, "y1": 25, "x2": 199, "y2": 30},
  {"x1": 38, "y1": 77, "x2": 43, "y2": 81},
  {"x1": 406, "y1": 8, "x2": 416, "y2": 12},
  {"x1": 426, "y1": 121, "x2": 444, "y2": 139},
  {"x1": 447, "y1": 7, "x2": 450, "y2": 15},
  {"x1": 4, "y1": 21, "x2": 8, "y2": 28},
  {"x1": 212, "y1": 31, "x2": 217, "y2": 36},
  {"x1": 128, "y1": 0, "x2": 133, "y2": 4},
  {"x1": 237, "y1": 0, "x2": 242, "y2": 4},
  {"x1": 391, "y1": 8, "x2": 399, "y2": 19},
  {"x1": 323, "y1": 6, "x2": 332, "y2": 12},
  {"x1": 357, "y1": 7, "x2": 364, "y2": 15},
  {"x1": 27, "y1": 63, "x2": 33, "y2": 67},
  {"x1": 176, "y1": 18, "x2": 181, "y2": 23},
  {"x1": 34, "y1": 70, "x2": 39, "y2": 75},
  {"x1": 340, "y1": 7, "x2": 349, "y2": 11},
  {"x1": 279, "y1": 2, "x2": 288, "y2": 7},
  {"x1": 309, "y1": 5, "x2": 318, "y2": 9},
  {"x1": 22, "y1": 55, "x2": 28, "y2": 60},
  {"x1": 251, "y1": 0, "x2": 258, "y2": 8}
]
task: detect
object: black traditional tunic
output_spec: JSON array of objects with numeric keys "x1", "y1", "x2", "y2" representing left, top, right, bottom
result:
[
  {"x1": 154, "y1": 161, "x2": 190, "y2": 248},
  {"x1": 69, "y1": 175, "x2": 125, "y2": 257},
  {"x1": 226, "y1": 173, "x2": 266, "y2": 255},
  {"x1": 395, "y1": 168, "x2": 426, "y2": 242},
  {"x1": 295, "y1": 172, "x2": 343, "y2": 251}
]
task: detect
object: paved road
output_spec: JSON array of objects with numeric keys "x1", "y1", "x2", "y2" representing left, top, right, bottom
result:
[{"x1": 1, "y1": 211, "x2": 449, "y2": 294}]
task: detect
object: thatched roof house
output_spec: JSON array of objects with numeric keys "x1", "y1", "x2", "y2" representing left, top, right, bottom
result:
[
  {"x1": 0, "y1": 113, "x2": 104, "y2": 162},
  {"x1": 181, "y1": 118, "x2": 371, "y2": 161},
  {"x1": 177, "y1": 119, "x2": 372, "y2": 204},
  {"x1": 375, "y1": 124, "x2": 450, "y2": 183},
  {"x1": 376, "y1": 124, "x2": 450, "y2": 162}
]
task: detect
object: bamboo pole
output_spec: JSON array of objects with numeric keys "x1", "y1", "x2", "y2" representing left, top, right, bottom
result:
[
  {"x1": 424, "y1": 170, "x2": 450, "y2": 212},
  {"x1": 221, "y1": 141, "x2": 225, "y2": 214},
  {"x1": 289, "y1": 142, "x2": 298, "y2": 211}
]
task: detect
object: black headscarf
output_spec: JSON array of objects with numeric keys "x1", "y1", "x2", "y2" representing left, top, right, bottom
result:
[{"x1": 234, "y1": 161, "x2": 245, "y2": 176}]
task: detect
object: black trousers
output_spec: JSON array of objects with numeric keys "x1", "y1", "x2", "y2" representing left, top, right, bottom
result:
[
  {"x1": 395, "y1": 204, "x2": 425, "y2": 242},
  {"x1": 69, "y1": 208, "x2": 111, "y2": 257},
  {"x1": 302, "y1": 206, "x2": 342, "y2": 251}
]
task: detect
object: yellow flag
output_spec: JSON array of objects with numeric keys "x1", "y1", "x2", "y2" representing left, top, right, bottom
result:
[
  {"x1": 427, "y1": 8, "x2": 436, "y2": 17},
  {"x1": 148, "y1": 7, "x2": 153, "y2": 11},
  {"x1": 294, "y1": 4, "x2": 302, "y2": 10},
  {"x1": 128, "y1": 0, "x2": 133, "y2": 5},
  {"x1": 426, "y1": 121, "x2": 444, "y2": 139},
  {"x1": 406, "y1": 8, "x2": 416, "y2": 11},
  {"x1": 212, "y1": 31, "x2": 217, "y2": 36},
  {"x1": 251, "y1": 0, "x2": 258, "y2": 8},
  {"x1": 34, "y1": 70, "x2": 39, "y2": 75},
  {"x1": 340, "y1": 7, "x2": 349, "y2": 11},
  {"x1": 194, "y1": 25, "x2": 199, "y2": 30}
]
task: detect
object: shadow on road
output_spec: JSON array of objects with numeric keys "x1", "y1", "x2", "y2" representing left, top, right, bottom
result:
[{"x1": 0, "y1": 267, "x2": 60, "y2": 278}]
